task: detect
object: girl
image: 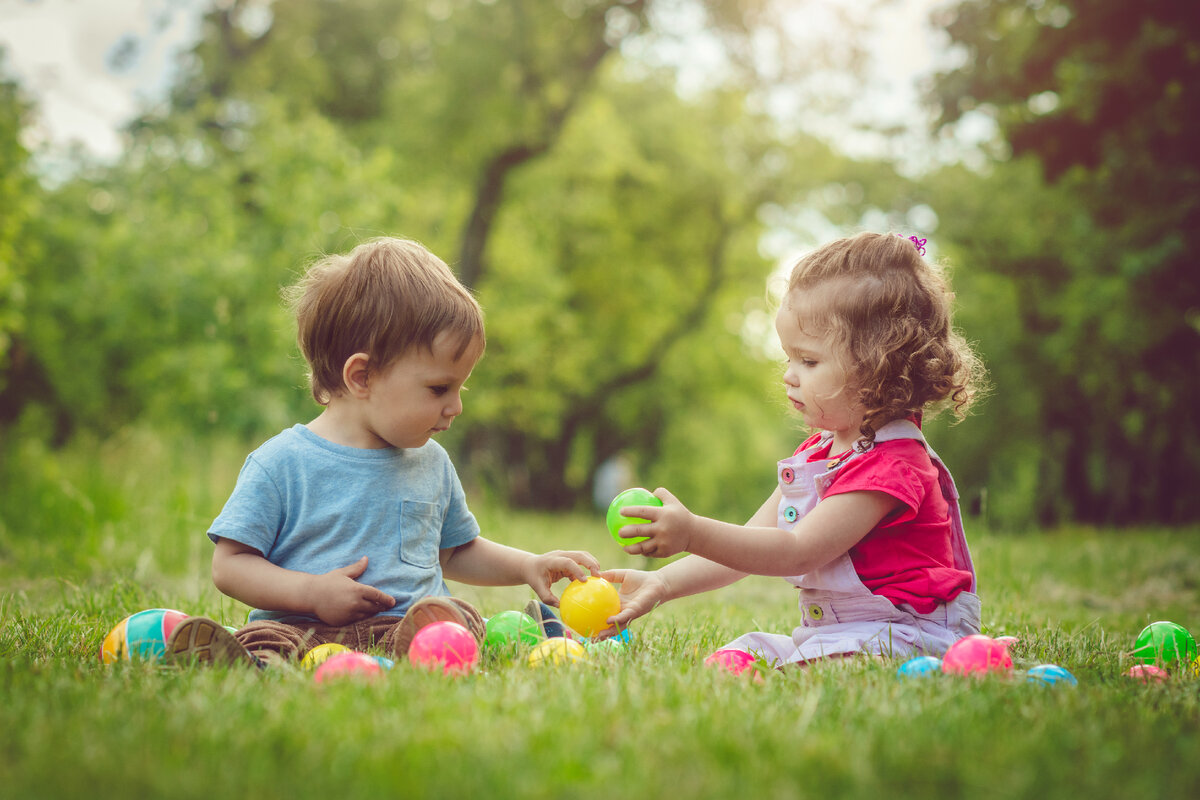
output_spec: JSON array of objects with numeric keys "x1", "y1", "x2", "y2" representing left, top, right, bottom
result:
[{"x1": 602, "y1": 232, "x2": 986, "y2": 666}]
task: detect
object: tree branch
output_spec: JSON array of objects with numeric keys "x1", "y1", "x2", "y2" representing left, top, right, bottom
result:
[
  {"x1": 455, "y1": 1, "x2": 644, "y2": 289},
  {"x1": 561, "y1": 203, "x2": 733, "y2": 436}
]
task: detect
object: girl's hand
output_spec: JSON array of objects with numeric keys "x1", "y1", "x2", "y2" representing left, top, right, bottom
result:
[
  {"x1": 308, "y1": 556, "x2": 396, "y2": 627},
  {"x1": 598, "y1": 568, "x2": 670, "y2": 629},
  {"x1": 522, "y1": 549, "x2": 601, "y2": 607},
  {"x1": 617, "y1": 488, "x2": 696, "y2": 559}
]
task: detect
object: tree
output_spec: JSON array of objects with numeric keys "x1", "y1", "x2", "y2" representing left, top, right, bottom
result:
[
  {"x1": 6, "y1": 0, "x2": 909, "y2": 518},
  {"x1": 0, "y1": 53, "x2": 45, "y2": 428},
  {"x1": 20, "y1": 101, "x2": 407, "y2": 437},
  {"x1": 146, "y1": 0, "x2": 892, "y2": 513},
  {"x1": 928, "y1": 0, "x2": 1200, "y2": 523}
]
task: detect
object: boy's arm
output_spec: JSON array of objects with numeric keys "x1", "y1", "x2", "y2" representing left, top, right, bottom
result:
[
  {"x1": 211, "y1": 538, "x2": 396, "y2": 626},
  {"x1": 440, "y1": 537, "x2": 599, "y2": 607}
]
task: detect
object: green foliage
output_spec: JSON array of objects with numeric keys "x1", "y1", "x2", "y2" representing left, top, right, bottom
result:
[
  {"x1": 5, "y1": 0, "x2": 1197, "y2": 523},
  {"x1": 464, "y1": 67, "x2": 816, "y2": 512},
  {"x1": 927, "y1": 0, "x2": 1200, "y2": 525},
  {"x1": 0, "y1": 423, "x2": 247, "y2": 590},
  {"x1": 4, "y1": 0, "x2": 895, "y2": 517},
  {"x1": 0, "y1": 52, "x2": 38, "y2": 401}
]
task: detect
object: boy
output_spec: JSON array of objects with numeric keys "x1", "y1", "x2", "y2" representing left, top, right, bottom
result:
[{"x1": 166, "y1": 237, "x2": 596, "y2": 666}]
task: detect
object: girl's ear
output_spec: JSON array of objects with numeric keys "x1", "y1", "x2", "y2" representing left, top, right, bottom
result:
[{"x1": 342, "y1": 352, "x2": 372, "y2": 398}]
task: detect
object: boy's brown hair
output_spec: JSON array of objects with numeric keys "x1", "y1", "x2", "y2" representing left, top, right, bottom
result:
[
  {"x1": 287, "y1": 238, "x2": 484, "y2": 404},
  {"x1": 784, "y1": 232, "x2": 986, "y2": 442}
]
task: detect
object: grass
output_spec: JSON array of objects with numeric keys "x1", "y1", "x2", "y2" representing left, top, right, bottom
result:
[{"x1": 2, "y1": 430, "x2": 1199, "y2": 799}]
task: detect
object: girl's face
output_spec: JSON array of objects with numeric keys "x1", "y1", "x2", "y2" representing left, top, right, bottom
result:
[{"x1": 775, "y1": 298, "x2": 864, "y2": 448}]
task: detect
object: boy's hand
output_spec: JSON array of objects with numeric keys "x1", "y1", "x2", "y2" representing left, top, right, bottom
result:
[
  {"x1": 617, "y1": 488, "x2": 695, "y2": 559},
  {"x1": 522, "y1": 550, "x2": 600, "y2": 607},
  {"x1": 309, "y1": 556, "x2": 396, "y2": 627},
  {"x1": 597, "y1": 568, "x2": 668, "y2": 630}
]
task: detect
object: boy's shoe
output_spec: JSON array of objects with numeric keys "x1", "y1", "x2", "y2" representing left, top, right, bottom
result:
[
  {"x1": 524, "y1": 599, "x2": 570, "y2": 639},
  {"x1": 446, "y1": 597, "x2": 487, "y2": 642},
  {"x1": 390, "y1": 596, "x2": 482, "y2": 659},
  {"x1": 163, "y1": 616, "x2": 261, "y2": 668}
]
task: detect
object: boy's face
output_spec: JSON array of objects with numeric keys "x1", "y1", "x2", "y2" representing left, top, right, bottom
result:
[{"x1": 360, "y1": 331, "x2": 484, "y2": 449}]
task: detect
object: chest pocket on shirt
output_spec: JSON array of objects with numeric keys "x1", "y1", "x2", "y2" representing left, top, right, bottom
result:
[{"x1": 399, "y1": 500, "x2": 440, "y2": 569}]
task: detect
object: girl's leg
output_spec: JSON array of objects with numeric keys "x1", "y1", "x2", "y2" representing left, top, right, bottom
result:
[{"x1": 717, "y1": 632, "x2": 799, "y2": 668}]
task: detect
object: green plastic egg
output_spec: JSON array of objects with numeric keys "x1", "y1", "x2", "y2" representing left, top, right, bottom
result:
[
  {"x1": 484, "y1": 610, "x2": 544, "y2": 649},
  {"x1": 1132, "y1": 621, "x2": 1198, "y2": 669},
  {"x1": 607, "y1": 487, "x2": 662, "y2": 546}
]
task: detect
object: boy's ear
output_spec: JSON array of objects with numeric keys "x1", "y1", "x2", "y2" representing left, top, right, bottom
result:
[{"x1": 342, "y1": 352, "x2": 372, "y2": 398}]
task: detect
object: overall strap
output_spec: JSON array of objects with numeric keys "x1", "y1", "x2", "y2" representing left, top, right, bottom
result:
[
  {"x1": 847, "y1": 420, "x2": 978, "y2": 591},
  {"x1": 871, "y1": 418, "x2": 925, "y2": 445}
]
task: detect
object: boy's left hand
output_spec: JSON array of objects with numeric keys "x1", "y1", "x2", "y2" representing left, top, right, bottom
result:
[{"x1": 524, "y1": 550, "x2": 601, "y2": 607}]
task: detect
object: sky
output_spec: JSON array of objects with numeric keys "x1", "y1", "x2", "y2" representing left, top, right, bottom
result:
[
  {"x1": 0, "y1": 0, "x2": 956, "y2": 161},
  {"x1": 1, "y1": 0, "x2": 202, "y2": 157}
]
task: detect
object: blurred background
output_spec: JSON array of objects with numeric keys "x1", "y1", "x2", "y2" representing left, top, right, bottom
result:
[{"x1": 1, "y1": 0, "x2": 1197, "y2": 546}]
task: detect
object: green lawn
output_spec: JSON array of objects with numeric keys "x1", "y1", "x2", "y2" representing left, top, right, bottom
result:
[{"x1": 1, "y1": 433, "x2": 1198, "y2": 798}]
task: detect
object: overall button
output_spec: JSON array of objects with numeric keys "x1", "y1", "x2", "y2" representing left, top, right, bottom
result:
[
  {"x1": 783, "y1": 506, "x2": 799, "y2": 523},
  {"x1": 807, "y1": 604, "x2": 825, "y2": 621},
  {"x1": 780, "y1": 467, "x2": 795, "y2": 484}
]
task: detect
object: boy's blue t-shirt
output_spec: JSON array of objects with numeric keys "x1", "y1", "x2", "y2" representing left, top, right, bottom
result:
[{"x1": 208, "y1": 424, "x2": 480, "y2": 622}]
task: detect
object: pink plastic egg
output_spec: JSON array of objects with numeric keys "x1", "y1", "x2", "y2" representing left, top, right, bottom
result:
[
  {"x1": 941, "y1": 634, "x2": 1014, "y2": 676},
  {"x1": 704, "y1": 648, "x2": 756, "y2": 675},
  {"x1": 313, "y1": 651, "x2": 384, "y2": 683},
  {"x1": 1126, "y1": 664, "x2": 1169, "y2": 683},
  {"x1": 408, "y1": 621, "x2": 479, "y2": 675}
]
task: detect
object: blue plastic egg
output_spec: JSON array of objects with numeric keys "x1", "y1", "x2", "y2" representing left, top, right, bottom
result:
[
  {"x1": 1026, "y1": 664, "x2": 1078, "y2": 687},
  {"x1": 897, "y1": 655, "x2": 942, "y2": 678}
]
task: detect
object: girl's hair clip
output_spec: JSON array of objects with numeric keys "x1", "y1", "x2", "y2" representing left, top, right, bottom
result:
[{"x1": 905, "y1": 235, "x2": 927, "y2": 256}]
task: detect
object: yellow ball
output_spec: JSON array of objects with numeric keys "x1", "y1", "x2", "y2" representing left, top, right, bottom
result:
[
  {"x1": 558, "y1": 577, "x2": 621, "y2": 638},
  {"x1": 301, "y1": 642, "x2": 352, "y2": 670},
  {"x1": 527, "y1": 637, "x2": 588, "y2": 668}
]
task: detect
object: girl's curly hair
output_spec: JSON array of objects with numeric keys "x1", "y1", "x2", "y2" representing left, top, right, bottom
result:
[{"x1": 785, "y1": 232, "x2": 986, "y2": 444}]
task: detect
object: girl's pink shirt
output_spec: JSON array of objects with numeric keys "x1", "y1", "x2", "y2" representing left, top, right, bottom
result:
[{"x1": 796, "y1": 432, "x2": 973, "y2": 613}]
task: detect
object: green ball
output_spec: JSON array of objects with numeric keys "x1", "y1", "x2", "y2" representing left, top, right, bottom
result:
[
  {"x1": 586, "y1": 638, "x2": 627, "y2": 656},
  {"x1": 607, "y1": 487, "x2": 662, "y2": 546},
  {"x1": 484, "y1": 610, "x2": 543, "y2": 648},
  {"x1": 1133, "y1": 621, "x2": 1198, "y2": 668}
]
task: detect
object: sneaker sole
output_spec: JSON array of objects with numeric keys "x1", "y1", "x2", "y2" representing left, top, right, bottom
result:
[
  {"x1": 446, "y1": 597, "x2": 487, "y2": 641},
  {"x1": 164, "y1": 617, "x2": 258, "y2": 667},
  {"x1": 524, "y1": 599, "x2": 570, "y2": 639}
]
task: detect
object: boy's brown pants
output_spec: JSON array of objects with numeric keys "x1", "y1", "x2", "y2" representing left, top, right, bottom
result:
[{"x1": 232, "y1": 596, "x2": 484, "y2": 662}]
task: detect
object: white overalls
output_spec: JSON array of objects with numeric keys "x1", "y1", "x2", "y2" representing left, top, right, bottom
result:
[{"x1": 722, "y1": 419, "x2": 981, "y2": 666}]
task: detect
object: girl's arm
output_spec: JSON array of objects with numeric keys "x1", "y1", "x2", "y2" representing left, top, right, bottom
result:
[
  {"x1": 601, "y1": 488, "x2": 780, "y2": 628},
  {"x1": 619, "y1": 486, "x2": 899, "y2": 576},
  {"x1": 440, "y1": 537, "x2": 599, "y2": 607},
  {"x1": 211, "y1": 537, "x2": 396, "y2": 626}
]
